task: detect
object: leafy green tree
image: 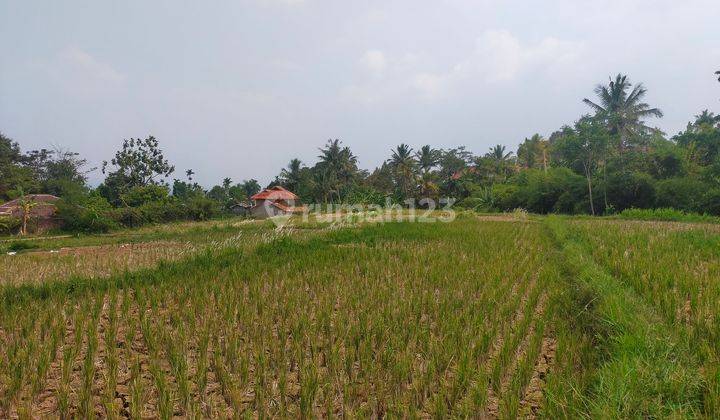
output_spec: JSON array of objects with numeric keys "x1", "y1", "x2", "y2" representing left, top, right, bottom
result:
[
  {"x1": 173, "y1": 179, "x2": 205, "y2": 201},
  {"x1": 647, "y1": 139, "x2": 685, "y2": 179},
  {"x1": 437, "y1": 147, "x2": 474, "y2": 198},
  {"x1": 583, "y1": 74, "x2": 663, "y2": 152},
  {"x1": 517, "y1": 134, "x2": 549, "y2": 172},
  {"x1": 121, "y1": 185, "x2": 170, "y2": 207},
  {"x1": 552, "y1": 117, "x2": 610, "y2": 215},
  {"x1": 228, "y1": 179, "x2": 261, "y2": 202},
  {"x1": 0, "y1": 133, "x2": 36, "y2": 200},
  {"x1": 674, "y1": 112, "x2": 720, "y2": 166},
  {"x1": 36, "y1": 148, "x2": 93, "y2": 197},
  {"x1": 654, "y1": 177, "x2": 707, "y2": 212},
  {"x1": 603, "y1": 171, "x2": 656, "y2": 211},
  {"x1": 502, "y1": 167, "x2": 587, "y2": 214},
  {"x1": 100, "y1": 136, "x2": 174, "y2": 204},
  {"x1": 366, "y1": 162, "x2": 395, "y2": 195}
]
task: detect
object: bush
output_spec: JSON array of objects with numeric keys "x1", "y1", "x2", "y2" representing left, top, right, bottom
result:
[
  {"x1": 654, "y1": 177, "x2": 707, "y2": 212},
  {"x1": 619, "y1": 208, "x2": 718, "y2": 223},
  {"x1": 500, "y1": 168, "x2": 587, "y2": 214},
  {"x1": 120, "y1": 185, "x2": 170, "y2": 207},
  {"x1": 458, "y1": 186, "x2": 497, "y2": 211},
  {"x1": 56, "y1": 194, "x2": 118, "y2": 233},
  {"x1": 0, "y1": 216, "x2": 21, "y2": 235},
  {"x1": 7, "y1": 241, "x2": 39, "y2": 252},
  {"x1": 604, "y1": 171, "x2": 656, "y2": 212},
  {"x1": 493, "y1": 184, "x2": 522, "y2": 212},
  {"x1": 111, "y1": 206, "x2": 146, "y2": 228},
  {"x1": 184, "y1": 197, "x2": 221, "y2": 221},
  {"x1": 138, "y1": 200, "x2": 185, "y2": 224},
  {"x1": 700, "y1": 189, "x2": 720, "y2": 216}
]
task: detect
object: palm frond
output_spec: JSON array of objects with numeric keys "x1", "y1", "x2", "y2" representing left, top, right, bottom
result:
[{"x1": 583, "y1": 98, "x2": 606, "y2": 113}]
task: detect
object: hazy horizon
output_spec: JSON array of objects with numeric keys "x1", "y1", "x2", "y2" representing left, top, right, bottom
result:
[{"x1": 2, "y1": 0, "x2": 719, "y2": 187}]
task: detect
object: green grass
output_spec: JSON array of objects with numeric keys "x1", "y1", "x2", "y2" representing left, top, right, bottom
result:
[
  {"x1": 543, "y1": 217, "x2": 708, "y2": 417},
  {"x1": 618, "y1": 207, "x2": 720, "y2": 223}
]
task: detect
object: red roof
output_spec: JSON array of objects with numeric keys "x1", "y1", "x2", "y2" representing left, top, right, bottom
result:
[
  {"x1": 271, "y1": 202, "x2": 306, "y2": 213},
  {"x1": 251, "y1": 186, "x2": 299, "y2": 201},
  {"x1": 451, "y1": 167, "x2": 477, "y2": 180}
]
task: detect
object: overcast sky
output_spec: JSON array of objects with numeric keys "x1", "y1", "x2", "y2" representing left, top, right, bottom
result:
[{"x1": 1, "y1": 0, "x2": 719, "y2": 186}]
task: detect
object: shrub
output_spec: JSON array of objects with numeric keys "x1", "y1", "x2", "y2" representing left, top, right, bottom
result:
[
  {"x1": 184, "y1": 197, "x2": 220, "y2": 221},
  {"x1": 0, "y1": 216, "x2": 21, "y2": 235},
  {"x1": 458, "y1": 186, "x2": 497, "y2": 211},
  {"x1": 604, "y1": 171, "x2": 656, "y2": 212},
  {"x1": 654, "y1": 177, "x2": 707, "y2": 212},
  {"x1": 138, "y1": 200, "x2": 184, "y2": 224},
  {"x1": 111, "y1": 207, "x2": 146, "y2": 228},
  {"x1": 500, "y1": 168, "x2": 586, "y2": 214},
  {"x1": 619, "y1": 208, "x2": 717, "y2": 223},
  {"x1": 120, "y1": 185, "x2": 170, "y2": 207},
  {"x1": 56, "y1": 194, "x2": 118, "y2": 233},
  {"x1": 493, "y1": 184, "x2": 522, "y2": 212},
  {"x1": 7, "y1": 241, "x2": 39, "y2": 252}
]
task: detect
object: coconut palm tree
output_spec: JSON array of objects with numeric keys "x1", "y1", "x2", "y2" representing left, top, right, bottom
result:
[
  {"x1": 415, "y1": 145, "x2": 440, "y2": 175},
  {"x1": 390, "y1": 144, "x2": 415, "y2": 169},
  {"x1": 693, "y1": 110, "x2": 720, "y2": 127},
  {"x1": 583, "y1": 74, "x2": 663, "y2": 151},
  {"x1": 487, "y1": 145, "x2": 512, "y2": 162},
  {"x1": 485, "y1": 145, "x2": 514, "y2": 183},
  {"x1": 389, "y1": 144, "x2": 417, "y2": 199},
  {"x1": 315, "y1": 139, "x2": 359, "y2": 202},
  {"x1": 280, "y1": 158, "x2": 303, "y2": 192},
  {"x1": 313, "y1": 169, "x2": 338, "y2": 203},
  {"x1": 317, "y1": 139, "x2": 359, "y2": 184}
]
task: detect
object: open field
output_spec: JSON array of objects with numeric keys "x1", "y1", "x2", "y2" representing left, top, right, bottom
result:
[{"x1": 1, "y1": 214, "x2": 719, "y2": 418}]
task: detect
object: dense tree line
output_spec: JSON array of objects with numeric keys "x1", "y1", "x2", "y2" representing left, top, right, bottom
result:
[
  {"x1": 1, "y1": 71, "x2": 720, "y2": 233},
  {"x1": 269, "y1": 73, "x2": 720, "y2": 216}
]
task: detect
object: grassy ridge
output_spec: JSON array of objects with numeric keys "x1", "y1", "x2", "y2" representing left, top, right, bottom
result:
[{"x1": 544, "y1": 216, "x2": 710, "y2": 417}]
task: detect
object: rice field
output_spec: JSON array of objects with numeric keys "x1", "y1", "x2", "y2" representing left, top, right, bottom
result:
[{"x1": 0, "y1": 214, "x2": 718, "y2": 418}]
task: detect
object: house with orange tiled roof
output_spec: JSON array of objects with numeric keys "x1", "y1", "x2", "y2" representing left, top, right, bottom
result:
[{"x1": 250, "y1": 186, "x2": 304, "y2": 219}]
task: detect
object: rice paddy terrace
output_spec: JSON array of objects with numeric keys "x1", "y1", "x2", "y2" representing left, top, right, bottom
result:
[{"x1": 0, "y1": 214, "x2": 718, "y2": 418}]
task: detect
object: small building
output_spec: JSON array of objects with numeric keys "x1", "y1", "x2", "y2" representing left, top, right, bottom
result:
[
  {"x1": 0, "y1": 194, "x2": 61, "y2": 233},
  {"x1": 250, "y1": 186, "x2": 303, "y2": 219},
  {"x1": 229, "y1": 202, "x2": 253, "y2": 217}
]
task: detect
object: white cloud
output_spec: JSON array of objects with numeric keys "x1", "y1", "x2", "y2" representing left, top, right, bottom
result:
[
  {"x1": 58, "y1": 46, "x2": 125, "y2": 84},
  {"x1": 410, "y1": 73, "x2": 445, "y2": 98},
  {"x1": 409, "y1": 30, "x2": 584, "y2": 98},
  {"x1": 343, "y1": 30, "x2": 584, "y2": 103},
  {"x1": 49, "y1": 46, "x2": 126, "y2": 98},
  {"x1": 361, "y1": 49, "x2": 387, "y2": 75},
  {"x1": 451, "y1": 30, "x2": 584, "y2": 85}
]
